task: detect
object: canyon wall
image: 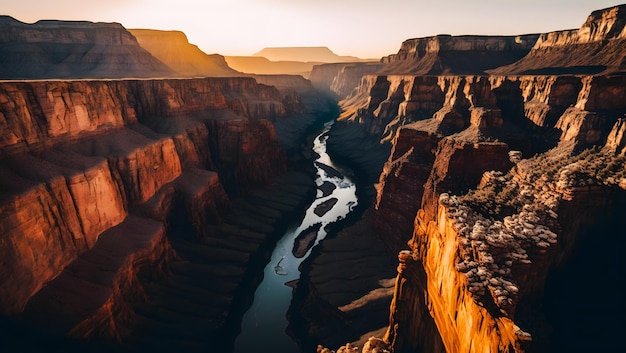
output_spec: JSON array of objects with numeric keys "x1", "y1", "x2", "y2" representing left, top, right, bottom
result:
[
  {"x1": 0, "y1": 76, "x2": 303, "y2": 322},
  {"x1": 129, "y1": 29, "x2": 242, "y2": 77},
  {"x1": 309, "y1": 62, "x2": 382, "y2": 99},
  {"x1": 340, "y1": 72, "x2": 626, "y2": 352},
  {"x1": 338, "y1": 73, "x2": 626, "y2": 150},
  {"x1": 490, "y1": 4, "x2": 626, "y2": 75},
  {"x1": 317, "y1": 6, "x2": 626, "y2": 353},
  {"x1": 378, "y1": 34, "x2": 539, "y2": 75},
  {"x1": 0, "y1": 16, "x2": 174, "y2": 79}
]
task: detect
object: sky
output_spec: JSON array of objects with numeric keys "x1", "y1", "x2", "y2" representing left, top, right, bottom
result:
[{"x1": 0, "y1": 0, "x2": 624, "y2": 59}]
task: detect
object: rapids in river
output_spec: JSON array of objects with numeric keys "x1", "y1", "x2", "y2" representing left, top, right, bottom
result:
[{"x1": 233, "y1": 120, "x2": 358, "y2": 352}]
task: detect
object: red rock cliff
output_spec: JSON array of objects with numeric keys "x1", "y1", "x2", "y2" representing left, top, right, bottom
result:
[{"x1": 0, "y1": 76, "x2": 300, "y2": 316}]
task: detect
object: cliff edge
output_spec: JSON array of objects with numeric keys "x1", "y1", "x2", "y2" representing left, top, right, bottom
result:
[{"x1": 0, "y1": 16, "x2": 174, "y2": 79}]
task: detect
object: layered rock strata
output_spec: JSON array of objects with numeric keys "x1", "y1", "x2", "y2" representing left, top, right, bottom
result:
[
  {"x1": 334, "y1": 75, "x2": 626, "y2": 353},
  {"x1": 490, "y1": 4, "x2": 626, "y2": 75},
  {"x1": 300, "y1": 5, "x2": 626, "y2": 353},
  {"x1": 378, "y1": 34, "x2": 540, "y2": 75},
  {"x1": 0, "y1": 16, "x2": 174, "y2": 79},
  {"x1": 385, "y1": 146, "x2": 625, "y2": 353},
  {"x1": 339, "y1": 74, "x2": 626, "y2": 152},
  {"x1": 309, "y1": 62, "x2": 382, "y2": 99},
  {"x1": 0, "y1": 75, "x2": 314, "y2": 349}
]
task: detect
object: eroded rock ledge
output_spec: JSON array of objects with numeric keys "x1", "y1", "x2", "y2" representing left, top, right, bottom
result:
[{"x1": 0, "y1": 75, "x2": 324, "y2": 351}]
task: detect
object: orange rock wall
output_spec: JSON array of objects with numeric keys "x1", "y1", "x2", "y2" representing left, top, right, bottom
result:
[{"x1": 0, "y1": 77, "x2": 295, "y2": 314}]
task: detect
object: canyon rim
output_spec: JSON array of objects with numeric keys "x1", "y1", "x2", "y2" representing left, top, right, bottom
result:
[{"x1": 1, "y1": 3, "x2": 626, "y2": 353}]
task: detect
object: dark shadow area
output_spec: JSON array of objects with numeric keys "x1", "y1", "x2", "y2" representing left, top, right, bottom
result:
[
  {"x1": 520, "y1": 66, "x2": 607, "y2": 75},
  {"x1": 542, "y1": 191, "x2": 626, "y2": 353}
]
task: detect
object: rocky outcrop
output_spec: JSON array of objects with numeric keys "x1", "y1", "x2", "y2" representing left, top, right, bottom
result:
[
  {"x1": 339, "y1": 74, "x2": 626, "y2": 154},
  {"x1": 0, "y1": 78, "x2": 292, "y2": 157},
  {"x1": 378, "y1": 34, "x2": 539, "y2": 75},
  {"x1": 373, "y1": 127, "x2": 439, "y2": 253},
  {"x1": 0, "y1": 76, "x2": 306, "y2": 321},
  {"x1": 309, "y1": 62, "x2": 382, "y2": 99},
  {"x1": 129, "y1": 29, "x2": 242, "y2": 77},
  {"x1": 0, "y1": 151, "x2": 127, "y2": 314},
  {"x1": 490, "y1": 5, "x2": 626, "y2": 75},
  {"x1": 339, "y1": 72, "x2": 626, "y2": 351},
  {"x1": 384, "y1": 145, "x2": 626, "y2": 353},
  {"x1": 0, "y1": 16, "x2": 174, "y2": 79}
]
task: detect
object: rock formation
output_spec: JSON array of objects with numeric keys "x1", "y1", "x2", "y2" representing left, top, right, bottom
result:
[
  {"x1": 0, "y1": 16, "x2": 174, "y2": 79},
  {"x1": 306, "y1": 4, "x2": 626, "y2": 353},
  {"x1": 225, "y1": 56, "x2": 322, "y2": 78},
  {"x1": 253, "y1": 47, "x2": 366, "y2": 63},
  {"x1": 0, "y1": 72, "x2": 328, "y2": 351},
  {"x1": 129, "y1": 29, "x2": 242, "y2": 77},
  {"x1": 490, "y1": 4, "x2": 626, "y2": 75},
  {"x1": 378, "y1": 34, "x2": 540, "y2": 75},
  {"x1": 309, "y1": 34, "x2": 539, "y2": 100},
  {"x1": 309, "y1": 62, "x2": 382, "y2": 99}
]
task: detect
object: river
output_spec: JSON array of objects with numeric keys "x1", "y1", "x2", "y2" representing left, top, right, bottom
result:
[{"x1": 233, "y1": 120, "x2": 358, "y2": 352}]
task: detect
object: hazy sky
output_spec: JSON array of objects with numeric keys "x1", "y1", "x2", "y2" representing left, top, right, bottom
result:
[{"x1": 1, "y1": 0, "x2": 624, "y2": 58}]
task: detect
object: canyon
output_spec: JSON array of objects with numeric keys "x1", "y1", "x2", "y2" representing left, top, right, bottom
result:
[{"x1": 1, "y1": 4, "x2": 626, "y2": 353}]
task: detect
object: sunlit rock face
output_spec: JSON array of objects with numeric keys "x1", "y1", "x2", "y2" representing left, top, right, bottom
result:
[
  {"x1": 0, "y1": 76, "x2": 300, "y2": 325},
  {"x1": 490, "y1": 5, "x2": 626, "y2": 75},
  {"x1": 321, "y1": 5, "x2": 626, "y2": 353},
  {"x1": 351, "y1": 75, "x2": 626, "y2": 352},
  {"x1": 129, "y1": 29, "x2": 242, "y2": 77},
  {"x1": 383, "y1": 144, "x2": 625, "y2": 353},
  {"x1": 339, "y1": 73, "x2": 626, "y2": 155},
  {"x1": 0, "y1": 16, "x2": 174, "y2": 79}
]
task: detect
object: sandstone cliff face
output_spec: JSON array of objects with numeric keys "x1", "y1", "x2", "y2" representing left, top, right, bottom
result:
[
  {"x1": 340, "y1": 73, "x2": 626, "y2": 154},
  {"x1": 354, "y1": 74, "x2": 626, "y2": 353},
  {"x1": 0, "y1": 16, "x2": 174, "y2": 79},
  {"x1": 0, "y1": 78, "x2": 292, "y2": 157},
  {"x1": 300, "y1": 5, "x2": 626, "y2": 353},
  {"x1": 309, "y1": 62, "x2": 382, "y2": 99},
  {"x1": 374, "y1": 127, "x2": 439, "y2": 253},
  {"x1": 382, "y1": 145, "x2": 625, "y2": 353},
  {"x1": 0, "y1": 76, "x2": 302, "y2": 318},
  {"x1": 129, "y1": 29, "x2": 242, "y2": 77},
  {"x1": 490, "y1": 5, "x2": 626, "y2": 75},
  {"x1": 378, "y1": 34, "x2": 539, "y2": 75}
]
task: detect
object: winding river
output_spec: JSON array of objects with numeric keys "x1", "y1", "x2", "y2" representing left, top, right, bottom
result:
[{"x1": 233, "y1": 121, "x2": 358, "y2": 352}]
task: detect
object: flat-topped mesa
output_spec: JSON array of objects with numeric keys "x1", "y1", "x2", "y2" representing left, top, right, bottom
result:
[
  {"x1": 0, "y1": 16, "x2": 135, "y2": 44},
  {"x1": 129, "y1": 29, "x2": 242, "y2": 78},
  {"x1": 378, "y1": 34, "x2": 539, "y2": 75},
  {"x1": 0, "y1": 16, "x2": 174, "y2": 79},
  {"x1": 490, "y1": 5, "x2": 626, "y2": 75}
]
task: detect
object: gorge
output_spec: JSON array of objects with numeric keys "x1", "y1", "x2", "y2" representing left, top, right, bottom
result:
[{"x1": 1, "y1": 3, "x2": 626, "y2": 353}]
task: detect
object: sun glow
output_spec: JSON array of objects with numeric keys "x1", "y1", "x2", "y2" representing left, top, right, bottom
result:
[{"x1": 1, "y1": 0, "x2": 625, "y2": 58}]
